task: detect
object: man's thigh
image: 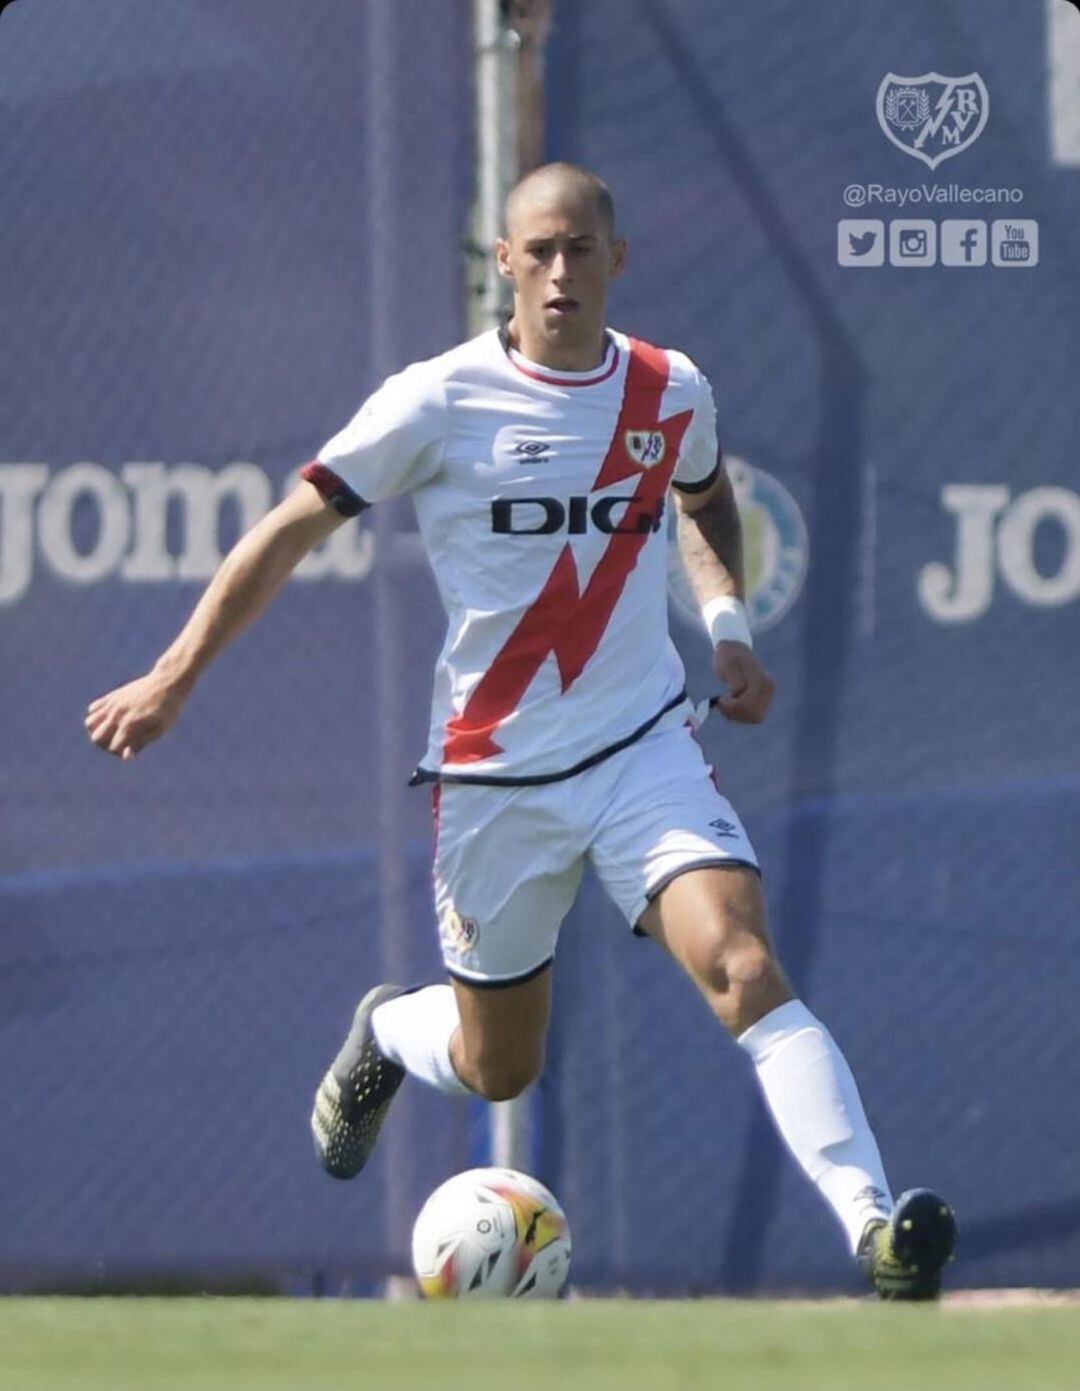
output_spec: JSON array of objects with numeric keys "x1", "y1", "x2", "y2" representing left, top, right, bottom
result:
[
  {"x1": 434, "y1": 780, "x2": 583, "y2": 988},
  {"x1": 638, "y1": 863, "x2": 793, "y2": 1033},
  {"x1": 434, "y1": 780, "x2": 582, "y2": 1081},
  {"x1": 638, "y1": 860, "x2": 773, "y2": 968},
  {"x1": 587, "y1": 719, "x2": 759, "y2": 932}
]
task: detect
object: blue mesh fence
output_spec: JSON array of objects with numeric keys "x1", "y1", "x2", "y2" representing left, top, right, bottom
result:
[
  {"x1": 0, "y1": 0, "x2": 473, "y2": 1292},
  {"x1": 2, "y1": 0, "x2": 1079, "y2": 1295},
  {"x1": 543, "y1": 0, "x2": 1080, "y2": 1292}
]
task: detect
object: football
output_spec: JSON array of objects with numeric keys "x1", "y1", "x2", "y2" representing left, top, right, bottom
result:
[{"x1": 411, "y1": 1167, "x2": 571, "y2": 1299}]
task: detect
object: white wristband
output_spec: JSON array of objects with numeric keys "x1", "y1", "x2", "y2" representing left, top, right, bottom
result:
[{"x1": 702, "y1": 595, "x2": 753, "y2": 649}]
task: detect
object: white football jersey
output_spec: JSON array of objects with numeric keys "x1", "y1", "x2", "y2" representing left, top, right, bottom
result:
[{"x1": 301, "y1": 327, "x2": 720, "y2": 784}]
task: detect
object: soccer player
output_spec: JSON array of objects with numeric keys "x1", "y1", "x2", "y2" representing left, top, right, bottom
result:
[{"x1": 85, "y1": 163, "x2": 956, "y2": 1299}]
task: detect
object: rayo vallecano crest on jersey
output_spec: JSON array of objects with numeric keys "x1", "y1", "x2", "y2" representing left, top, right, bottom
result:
[
  {"x1": 876, "y1": 73, "x2": 989, "y2": 170},
  {"x1": 625, "y1": 430, "x2": 666, "y2": 467}
]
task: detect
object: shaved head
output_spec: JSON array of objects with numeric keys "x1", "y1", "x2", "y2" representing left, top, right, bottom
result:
[
  {"x1": 505, "y1": 163, "x2": 616, "y2": 241},
  {"x1": 496, "y1": 162, "x2": 625, "y2": 372}
]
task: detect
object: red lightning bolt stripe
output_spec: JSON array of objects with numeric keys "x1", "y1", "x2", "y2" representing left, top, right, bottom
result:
[{"x1": 442, "y1": 339, "x2": 692, "y2": 766}]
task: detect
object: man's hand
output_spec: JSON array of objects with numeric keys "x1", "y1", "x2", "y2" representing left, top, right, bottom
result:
[
  {"x1": 712, "y1": 641, "x2": 774, "y2": 724},
  {"x1": 84, "y1": 671, "x2": 187, "y2": 761}
]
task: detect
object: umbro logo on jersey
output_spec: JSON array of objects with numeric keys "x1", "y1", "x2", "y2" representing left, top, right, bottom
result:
[
  {"x1": 709, "y1": 817, "x2": 738, "y2": 838},
  {"x1": 512, "y1": 439, "x2": 552, "y2": 461},
  {"x1": 625, "y1": 430, "x2": 666, "y2": 468}
]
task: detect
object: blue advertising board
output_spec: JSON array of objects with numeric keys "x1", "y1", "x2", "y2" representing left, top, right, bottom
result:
[{"x1": 1, "y1": 0, "x2": 1077, "y2": 1293}]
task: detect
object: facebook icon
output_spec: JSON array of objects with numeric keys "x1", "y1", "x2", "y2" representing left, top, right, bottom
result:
[{"x1": 941, "y1": 220, "x2": 988, "y2": 267}]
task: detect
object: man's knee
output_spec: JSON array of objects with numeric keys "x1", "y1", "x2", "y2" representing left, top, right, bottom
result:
[
  {"x1": 704, "y1": 937, "x2": 785, "y2": 1002},
  {"x1": 450, "y1": 967, "x2": 551, "y2": 1100},
  {"x1": 463, "y1": 1049, "x2": 543, "y2": 1101},
  {"x1": 689, "y1": 931, "x2": 792, "y2": 1035},
  {"x1": 451, "y1": 1022, "x2": 545, "y2": 1099},
  {"x1": 644, "y1": 868, "x2": 792, "y2": 1033}
]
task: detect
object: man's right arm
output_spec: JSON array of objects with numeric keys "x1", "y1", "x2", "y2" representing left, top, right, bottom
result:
[{"x1": 84, "y1": 480, "x2": 349, "y2": 761}]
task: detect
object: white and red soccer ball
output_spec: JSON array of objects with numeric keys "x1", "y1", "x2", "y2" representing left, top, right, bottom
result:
[{"x1": 411, "y1": 1167, "x2": 571, "y2": 1299}]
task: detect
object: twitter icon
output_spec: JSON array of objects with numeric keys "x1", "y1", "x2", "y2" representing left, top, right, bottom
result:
[{"x1": 838, "y1": 219, "x2": 885, "y2": 266}]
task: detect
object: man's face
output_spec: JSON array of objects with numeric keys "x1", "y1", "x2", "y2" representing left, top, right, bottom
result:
[{"x1": 496, "y1": 187, "x2": 626, "y2": 357}]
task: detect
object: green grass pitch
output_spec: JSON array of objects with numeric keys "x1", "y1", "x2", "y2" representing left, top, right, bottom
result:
[{"x1": 2, "y1": 1297, "x2": 1080, "y2": 1391}]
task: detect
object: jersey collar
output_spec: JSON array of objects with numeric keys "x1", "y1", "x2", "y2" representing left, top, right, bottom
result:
[{"x1": 498, "y1": 322, "x2": 621, "y2": 387}]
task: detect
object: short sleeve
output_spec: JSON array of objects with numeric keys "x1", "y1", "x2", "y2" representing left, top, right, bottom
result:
[
  {"x1": 671, "y1": 365, "x2": 721, "y2": 494},
  {"x1": 305, "y1": 362, "x2": 447, "y2": 510}
]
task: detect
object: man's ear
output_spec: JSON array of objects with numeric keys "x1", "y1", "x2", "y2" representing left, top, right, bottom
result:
[
  {"x1": 495, "y1": 238, "x2": 515, "y2": 282},
  {"x1": 610, "y1": 237, "x2": 628, "y2": 279}
]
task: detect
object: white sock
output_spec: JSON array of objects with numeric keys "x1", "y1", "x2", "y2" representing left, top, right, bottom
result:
[
  {"x1": 371, "y1": 984, "x2": 472, "y2": 1097},
  {"x1": 738, "y1": 999, "x2": 893, "y2": 1254}
]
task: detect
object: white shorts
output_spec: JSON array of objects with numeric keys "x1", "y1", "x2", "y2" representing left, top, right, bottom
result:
[{"x1": 431, "y1": 716, "x2": 758, "y2": 986}]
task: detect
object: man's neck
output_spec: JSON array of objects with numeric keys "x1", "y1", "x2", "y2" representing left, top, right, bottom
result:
[{"x1": 504, "y1": 316, "x2": 607, "y2": 373}]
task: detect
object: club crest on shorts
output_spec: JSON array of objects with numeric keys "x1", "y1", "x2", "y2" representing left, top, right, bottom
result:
[
  {"x1": 876, "y1": 72, "x2": 989, "y2": 169},
  {"x1": 625, "y1": 430, "x2": 666, "y2": 468},
  {"x1": 440, "y1": 906, "x2": 479, "y2": 953}
]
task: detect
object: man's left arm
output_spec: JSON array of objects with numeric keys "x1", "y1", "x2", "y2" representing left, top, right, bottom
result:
[{"x1": 673, "y1": 465, "x2": 775, "y2": 724}]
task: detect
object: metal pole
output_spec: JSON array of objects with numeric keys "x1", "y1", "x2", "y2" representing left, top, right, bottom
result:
[
  {"x1": 471, "y1": 0, "x2": 516, "y2": 333},
  {"x1": 472, "y1": 0, "x2": 532, "y2": 1174}
]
